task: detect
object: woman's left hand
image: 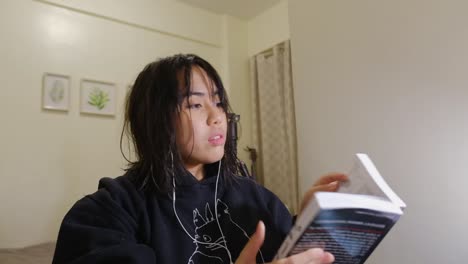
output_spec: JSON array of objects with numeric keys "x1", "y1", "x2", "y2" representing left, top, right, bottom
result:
[{"x1": 299, "y1": 173, "x2": 349, "y2": 214}]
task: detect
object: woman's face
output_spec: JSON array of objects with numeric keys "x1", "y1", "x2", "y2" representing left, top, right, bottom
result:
[{"x1": 175, "y1": 67, "x2": 227, "y2": 171}]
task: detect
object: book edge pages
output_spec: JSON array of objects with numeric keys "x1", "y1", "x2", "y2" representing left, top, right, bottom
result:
[
  {"x1": 356, "y1": 153, "x2": 406, "y2": 209},
  {"x1": 315, "y1": 192, "x2": 403, "y2": 215}
]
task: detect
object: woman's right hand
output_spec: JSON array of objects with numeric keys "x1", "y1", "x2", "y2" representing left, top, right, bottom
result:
[{"x1": 235, "y1": 221, "x2": 334, "y2": 264}]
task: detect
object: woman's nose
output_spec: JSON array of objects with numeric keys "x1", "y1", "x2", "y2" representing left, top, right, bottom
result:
[{"x1": 207, "y1": 105, "x2": 223, "y2": 125}]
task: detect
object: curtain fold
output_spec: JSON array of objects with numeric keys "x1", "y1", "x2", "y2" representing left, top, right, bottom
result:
[{"x1": 250, "y1": 41, "x2": 299, "y2": 213}]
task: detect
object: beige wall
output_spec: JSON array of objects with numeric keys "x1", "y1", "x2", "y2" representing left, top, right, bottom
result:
[
  {"x1": 289, "y1": 0, "x2": 468, "y2": 262},
  {"x1": 36, "y1": 0, "x2": 223, "y2": 47},
  {"x1": 248, "y1": 0, "x2": 289, "y2": 56},
  {"x1": 221, "y1": 16, "x2": 252, "y2": 165},
  {"x1": 216, "y1": 0, "x2": 292, "y2": 170},
  {"x1": 0, "y1": 0, "x2": 249, "y2": 248}
]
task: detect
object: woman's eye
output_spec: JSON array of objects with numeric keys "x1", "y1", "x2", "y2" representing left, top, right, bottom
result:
[{"x1": 188, "y1": 103, "x2": 202, "y2": 109}]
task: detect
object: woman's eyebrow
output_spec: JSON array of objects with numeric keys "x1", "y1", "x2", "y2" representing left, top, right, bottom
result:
[
  {"x1": 186, "y1": 91, "x2": 205, "y2": 97},
  {"x1": 184, "y1": 90, "x2": 219, "y2": 97}
]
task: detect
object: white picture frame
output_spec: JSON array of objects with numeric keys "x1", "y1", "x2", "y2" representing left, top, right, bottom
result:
[
  {"x1": 42, "y1": 73, "x2": 70, "y2": 111},
  {"x1": 80, "y1": 79, "x2": 116, "y2": 116}
]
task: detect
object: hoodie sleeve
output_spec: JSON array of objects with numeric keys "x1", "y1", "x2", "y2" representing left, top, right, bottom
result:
[{"x1": 52, "y1": 178, "x2": 155, "y2": 264}]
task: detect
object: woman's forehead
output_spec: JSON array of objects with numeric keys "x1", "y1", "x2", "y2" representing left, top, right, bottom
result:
[{"x1": 180, "y1": 66, "x2": 219, "y2": 95}]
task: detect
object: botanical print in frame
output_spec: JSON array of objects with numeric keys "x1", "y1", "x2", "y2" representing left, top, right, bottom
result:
[
  {"x1": 80, "y1": 79, "x2": 116, "y2": 116},
  {"x1": 42, "y1": 73, "x2": 70, "y2": 111}
]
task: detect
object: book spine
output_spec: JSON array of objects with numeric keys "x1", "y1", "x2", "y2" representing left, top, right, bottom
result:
[{"x1": 274, "y1": 209, "x2": 313, "y2": 259}]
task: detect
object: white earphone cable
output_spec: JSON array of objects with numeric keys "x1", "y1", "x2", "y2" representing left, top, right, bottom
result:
[
  {"x1": 171, "y1": 155, "x2": 229, "y2": 254},
  {"x1": 171, "y1": 156, "x2": 264, "y2": 264},
  {"x1": 214, "y1": 160, "x2": 233, "y2": 263}
]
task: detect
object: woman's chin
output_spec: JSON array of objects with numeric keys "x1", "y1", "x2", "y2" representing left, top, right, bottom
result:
[{"x1": 206, "y1": 153, "x2": 225, "y2": 164}]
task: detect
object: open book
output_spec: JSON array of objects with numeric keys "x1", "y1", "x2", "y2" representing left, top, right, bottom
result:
[{"x1": 275, "y1": 153, "x2": 406, "y2": 263}]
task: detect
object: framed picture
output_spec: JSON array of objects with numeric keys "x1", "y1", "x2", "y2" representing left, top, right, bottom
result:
[
  {"x1": 42, "y1": 73, "x2": 70, "y2": 111},
  {"x1": 80, "y1": 79, "x2": 116, "y2": 116}
]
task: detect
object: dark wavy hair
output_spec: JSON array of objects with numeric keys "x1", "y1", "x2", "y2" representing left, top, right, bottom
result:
[{"x1": 120, "y1": 54, "x2": 240, "y2": 194}]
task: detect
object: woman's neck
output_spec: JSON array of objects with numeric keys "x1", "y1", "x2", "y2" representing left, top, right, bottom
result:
[{"x1": 185, "y1": 163, "x2": 205, "y2": 181}]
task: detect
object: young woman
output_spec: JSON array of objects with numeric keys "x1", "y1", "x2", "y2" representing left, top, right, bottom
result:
[{"x1": 52, "y1": 54, "x2": 347, "y2": 264}]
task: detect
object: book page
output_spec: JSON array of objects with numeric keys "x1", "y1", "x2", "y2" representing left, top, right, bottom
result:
[
  {"x1": 339, "y1": 156, "x2": 387, "y2": 198},
  {"x1": 339, "y1": 154, "x2": 406, "y2": 209}
]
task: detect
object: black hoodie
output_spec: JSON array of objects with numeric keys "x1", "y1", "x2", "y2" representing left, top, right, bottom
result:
[{"x1": 52, "y1": 165, "x2": 293, "y2": 264}]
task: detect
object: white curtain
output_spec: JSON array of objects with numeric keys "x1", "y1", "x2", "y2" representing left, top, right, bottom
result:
[{"x1": 250, "y1": 40, "x2": 299, "y2": 213}]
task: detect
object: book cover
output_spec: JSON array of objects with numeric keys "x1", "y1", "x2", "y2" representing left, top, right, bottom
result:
[{"x1": 274, "y1": 153, "x2": 405, "y2": 263}]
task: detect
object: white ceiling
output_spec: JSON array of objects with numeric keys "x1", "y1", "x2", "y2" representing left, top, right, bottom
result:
[{"x1": 176, "y1": 0, "x2": 281, "y2": 20}]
